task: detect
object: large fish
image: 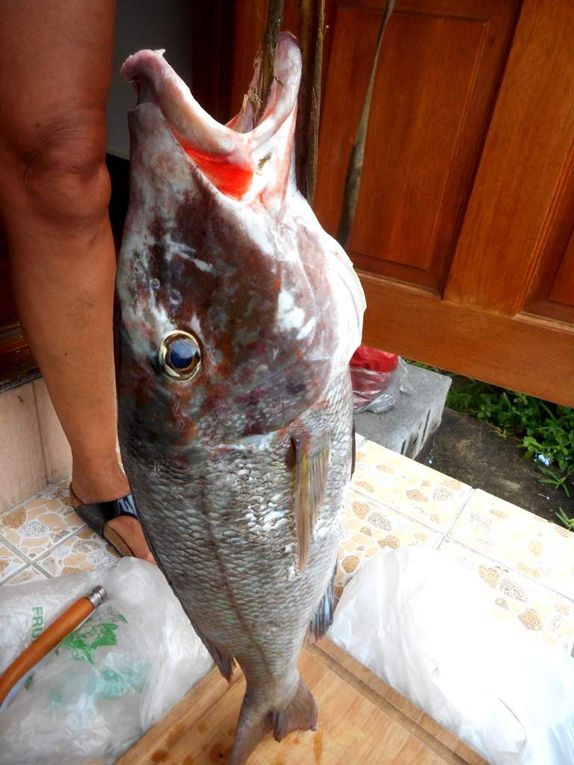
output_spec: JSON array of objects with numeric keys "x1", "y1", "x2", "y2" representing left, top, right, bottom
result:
[{"x1": 116, "y1": 33, "x2": 365, "y2": 764}]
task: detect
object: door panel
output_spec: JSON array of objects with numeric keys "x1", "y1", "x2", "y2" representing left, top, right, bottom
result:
[
  {"x1": 445, "y1": 0, "x2": 574, "y2": 315},
  {"x1": 229, "y1": 0, "x2": 574, "y2": 405},
  {"x1": 315, "y1": 0, "x2": 520, "y2": 291},
  {"x1": 361, "y1": 276, "x2": 574, "y2": 407},
  {"x1": 550, "y1": 236, "x2": 574, "y2": 310},
  {"x1": 526, "y1": 161, "x2": 574, "y2": 324}
]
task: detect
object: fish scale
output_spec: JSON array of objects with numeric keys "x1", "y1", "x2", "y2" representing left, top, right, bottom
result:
[{"x1": 116, "y1": 33, "x2": 365, "y2": 765}]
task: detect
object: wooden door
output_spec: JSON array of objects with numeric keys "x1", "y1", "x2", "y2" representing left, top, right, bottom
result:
[{"x1": 232, "y1": 0, "x2": 574, "y2": 406}]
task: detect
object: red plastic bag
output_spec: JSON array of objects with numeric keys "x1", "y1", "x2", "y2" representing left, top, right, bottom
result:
[{"x1": 350, "y1": 345, "x2": 403, "y2": 413}]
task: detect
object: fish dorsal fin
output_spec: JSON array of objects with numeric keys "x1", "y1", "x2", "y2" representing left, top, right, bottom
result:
[{"x1": 292, "y1": 434, "x2": 330, "y2": 572}]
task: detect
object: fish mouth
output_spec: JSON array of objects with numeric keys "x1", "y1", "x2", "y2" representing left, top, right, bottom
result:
[{"x1": 121, "y1": 33, "x2": 301, "y2": 198}]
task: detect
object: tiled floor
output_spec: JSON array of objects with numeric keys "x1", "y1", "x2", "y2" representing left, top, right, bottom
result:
[
  {"x1": 337, "y1": 437, "x2": 574, "y2": 654},
  {"x1": 0, "y1": 482, "x2": 119, "y2": 584},
  {"x1": 2, "y1": 436, "x2": 574, "y2": 655}
]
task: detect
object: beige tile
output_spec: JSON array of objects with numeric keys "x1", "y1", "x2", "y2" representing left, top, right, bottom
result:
[
  {"x1": 448, "y1": 489, "x2": 574, "y2": 600},
  {"x1": 352, "y1": 439, "x2": 472, "y2": 533},
  {"x1": 4, "y1": 564, "x2": 50, "y2": 585},
  {"x1": 35, "y1": 527, "x2": 119, "y2": 576},
  {"x1": 0, "y1": 384, "x2": 47, "y2": 512},
  {"x1": 0, "y1": 483, "x2": 82, "y2": 560},
  {"x1": 440, "y1": 539, "x2": 574, "y2": 653},
  {"x1": 0, "y1": 539, "x2": 28, "y2": 583},
  {"x1": 33, "y1": 379, "x2": 72, "y2": 484},
  {"x1": 337, "y1": 490, "x2": 443, "y2": 596}
]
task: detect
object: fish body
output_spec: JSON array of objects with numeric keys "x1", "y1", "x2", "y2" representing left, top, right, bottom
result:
[{"x1": 116, "y1": 34, "x2": 365, "y2": 764}]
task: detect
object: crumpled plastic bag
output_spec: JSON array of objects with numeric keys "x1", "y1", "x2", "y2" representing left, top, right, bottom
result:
[
  {"x1": 0, "y1": 558, "x2": 213, "y2": 765},
  {"x1": 329, "y1": 546, "x2": 574, "y2": 765}
]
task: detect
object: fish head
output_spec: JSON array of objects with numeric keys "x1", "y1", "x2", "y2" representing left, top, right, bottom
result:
[{"x1": 116, "y1": 34, "x2": 365, "y2": 449}]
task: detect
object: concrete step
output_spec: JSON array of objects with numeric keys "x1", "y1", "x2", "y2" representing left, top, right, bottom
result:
[{"x1": 354, "y1": 363, "x2": 451, "y2": 460}]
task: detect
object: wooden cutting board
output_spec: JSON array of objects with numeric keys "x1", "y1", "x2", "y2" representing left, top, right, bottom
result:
[{"x1": 116, "y1": 640, "x2": 487, "y2": 765}]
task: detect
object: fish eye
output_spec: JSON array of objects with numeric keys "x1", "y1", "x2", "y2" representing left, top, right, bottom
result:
[{"x1": 158, "y1": 330, "x2": 202, "y2": 381}]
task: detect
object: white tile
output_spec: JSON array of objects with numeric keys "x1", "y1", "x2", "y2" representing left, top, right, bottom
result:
[
  {"x1": 0, "y1": 538, "x2": 28, "y2": 583},
  {"x1": 0, "y1": 384, "x2": 47, "y2": 512},
  {"x1": 0, "y1": 482, "x2": 82, "y2": 561},
  {"x1": 338, "y1": 490, "x2": 443, "y2": 595},
  {"x1": 448, "y1": 489, "x2": 574, "y2": 599},
  {"x1": 440, "y1": 538, "x2": 574, "y2": 653},
  {"x1": 353, "y1": 439, "x2": 472, "y2": 533},
  {"x1": 35, "y1": 528, "x2": 119, "y2": 577},
  {"x1": 4, "y1": 564, "x2": 50, "y2": 585}
]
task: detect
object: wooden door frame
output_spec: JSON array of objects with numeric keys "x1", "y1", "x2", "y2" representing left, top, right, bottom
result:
[
  {"x1": 361, "y1": 276, "x2": 574, "y2": 406},
  {"x1": 357, "y1": 0, "x2": 574, "y2": 406}
]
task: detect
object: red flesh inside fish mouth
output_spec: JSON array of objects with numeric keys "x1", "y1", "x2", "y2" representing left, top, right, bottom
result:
[
  {"x1": 182, "y1": 147, "x2": 253, "y2": 198},
  {"x1": 121, "y1": 34, "x2": 301, "y2": 200}
]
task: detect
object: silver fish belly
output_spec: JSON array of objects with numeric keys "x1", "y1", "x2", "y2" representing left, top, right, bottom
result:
[{"x1": 116, "y1": 33, "x2": 365, "y2": 765}]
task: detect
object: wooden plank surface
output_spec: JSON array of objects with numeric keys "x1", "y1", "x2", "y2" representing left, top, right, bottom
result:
[
  {"x1": 359, "y1": 272, "x2": 574, "y2": 408},
  {"x1": 118, "y1": 641, "x2": 487, "y2": 765}
]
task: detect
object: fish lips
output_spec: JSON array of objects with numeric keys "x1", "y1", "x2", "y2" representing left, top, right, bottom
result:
[{"x1": 121, "y1": 33, "x2": 302, "y2": 202}]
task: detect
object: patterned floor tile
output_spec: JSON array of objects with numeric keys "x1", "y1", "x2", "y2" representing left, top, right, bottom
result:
[
  {"x1": 337, "y1": 490, "x2": 443, "y2": 596},
  {"x1": 0, "y1": 482, "x2": 82, "y2": 561},
  {"x1": 352, "y1": 440, "x2": 472, "y2": 533},
  {"x1": 440, "y1": 539, "x2": 574, "y2": 653},
  {"x1": 0, "y1": 539, "x2": 28, "y2": 583},
  {"x1": 35, "y1": 528, "x2": 120, "y2": 577},
  {"x1": 448, "y1": 489, "x2": 574, "y2": 599},
  {"x1": 3, "y1": 564, "x2": 50, "y2": 586}
]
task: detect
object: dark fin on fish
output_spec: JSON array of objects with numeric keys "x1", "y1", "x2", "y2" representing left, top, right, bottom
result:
[
  {"x1": 130, "y1": 532, "x2": 236, "y2": 681},
  {"x1": 269, "y1": 678, "x2": 318, "y2": 741},
  {"x1": 228, "y1": 694, "x2": 271, "y2": 765},
  {"x1": 292, "y1": 434, "x2": 330, "y2": 572},
  {"x1": 192, "y1": 624, "x2": 235, "y2": 682},
  {"x1": 308, "y1": 566, "x2": 336, "y2": 641}
]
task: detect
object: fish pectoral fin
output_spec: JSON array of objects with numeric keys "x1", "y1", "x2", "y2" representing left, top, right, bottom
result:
[
  {"x1": 308, "y1": 565, "x2": 337, "y2": 641},
  {"x1": 292, "y1": 434, "x2": 330, "y2": 572},
  {"x1": 269, "y1": 678, "x2": 318, "y2": 741}
]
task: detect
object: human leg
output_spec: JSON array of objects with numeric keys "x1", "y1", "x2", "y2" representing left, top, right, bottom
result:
[{"x1": 0, "y1": 1, "x2": 152, "y2": 560}]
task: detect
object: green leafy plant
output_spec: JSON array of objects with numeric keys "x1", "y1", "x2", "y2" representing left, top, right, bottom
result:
[
  {"x1": 444, "y1": 377, "x2": 574, "y2": 527},
  {"x1": 555, "y1": 507, "x2": 574, "y2": 531}
]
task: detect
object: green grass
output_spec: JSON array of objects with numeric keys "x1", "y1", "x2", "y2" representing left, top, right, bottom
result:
[
  {"x1": 406, "y1": 360, "x2": 574, "y2": 526},
  {"x1": 445, "y1": 377, "x2": 574, "y2": 526}
]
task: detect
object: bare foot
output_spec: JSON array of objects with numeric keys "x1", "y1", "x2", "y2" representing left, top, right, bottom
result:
[{"x1": 107, "y1": 515, "x2": 155, "y2": 563}]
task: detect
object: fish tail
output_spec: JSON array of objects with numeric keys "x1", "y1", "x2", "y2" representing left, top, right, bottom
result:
[
  {"x1": 228, "y1": 692, "x2": 269, "y2": 765},
  {"x1": 270, "y1": 677, "x2": 318, "y2": 741},
  {"x1": 228, "y1": 678, "x2": 318, "y2": 764}
]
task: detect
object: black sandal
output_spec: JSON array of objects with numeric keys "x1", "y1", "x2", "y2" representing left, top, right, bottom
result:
[{"x1": 70, "y1": 486, "x2": 141, "y2": 557}]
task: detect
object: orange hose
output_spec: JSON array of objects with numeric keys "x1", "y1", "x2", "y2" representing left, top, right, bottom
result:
[{"x1": 0, "y1": 587, "x2": 105, "y2": 707}]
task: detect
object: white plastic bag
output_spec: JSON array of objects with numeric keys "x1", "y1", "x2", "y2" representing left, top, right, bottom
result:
[
  {"x1": 329, "y1": 547, "x2": 574, "y2": 765},
  {"x1": 0, "y1": 558, "x2": 213, "y2": 765},
  {"x1": 351, "y1": 358, "x2": 411, "y2": 414}
]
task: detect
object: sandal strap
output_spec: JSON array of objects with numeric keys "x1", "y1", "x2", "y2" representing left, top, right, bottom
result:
[{"x1": 72, "y1": 491, "x2": 139, "y2": 537}]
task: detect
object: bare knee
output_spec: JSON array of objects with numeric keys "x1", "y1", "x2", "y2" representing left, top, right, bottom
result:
[{"x1": 1, "y1": 109, "x2": 111, "y2": 231}]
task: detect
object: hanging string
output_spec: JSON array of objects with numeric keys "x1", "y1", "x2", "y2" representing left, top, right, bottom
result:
[
  {"x1": 297, "y1": 0, "x2": 325, "y2": 203},
  {"x1": 337, "y1": 0, "x2": 395, "y2": 247},
  {"x1": 252, "y1": 0, "x2": 285, "y2": 125}
]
